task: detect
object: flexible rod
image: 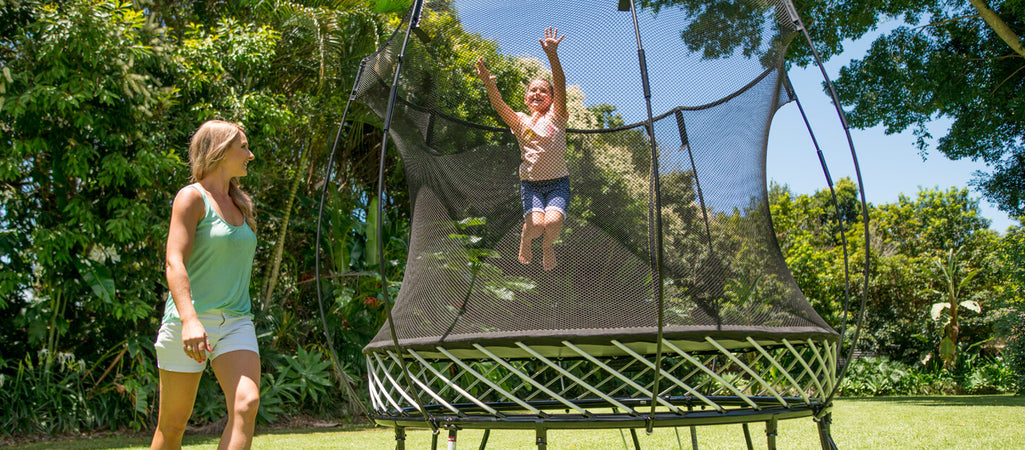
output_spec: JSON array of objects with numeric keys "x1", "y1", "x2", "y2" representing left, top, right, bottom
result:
[
  {"x1": 783, "y1": 0, "x2": 872, "y2": 415},
  {"x1": 786, "y1": 75, "x2": 855, "y2": 369},
  {"x1": 314, "y1": 60, "x2": 372, "y2": 420}
]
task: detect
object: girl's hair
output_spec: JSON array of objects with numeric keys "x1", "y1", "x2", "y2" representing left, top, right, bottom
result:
[
  {"x1": 528, "y1": 78, "x2": 554, "y2": 94},
  {"x1": 188, "y1": 120, "x2": 257, "y2": 230}
]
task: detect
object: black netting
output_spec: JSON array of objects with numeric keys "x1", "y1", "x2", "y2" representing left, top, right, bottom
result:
[{"x1": 361, "y1": 0, "x2": 837, "y2": 353}]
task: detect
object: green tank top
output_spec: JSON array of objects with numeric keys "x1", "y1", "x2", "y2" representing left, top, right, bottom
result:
[{"x1": 163, "y1": 184, "x2": 257, "y2": 323}]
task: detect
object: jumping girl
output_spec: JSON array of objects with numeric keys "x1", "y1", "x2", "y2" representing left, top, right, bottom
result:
[{"x1": 476, "y1": 27, "x2": 569, "y2": 271}]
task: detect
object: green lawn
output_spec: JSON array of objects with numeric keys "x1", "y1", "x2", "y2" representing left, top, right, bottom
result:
[{"x1": 13, "y1": 395, "x2": 1024, "y2": 449}]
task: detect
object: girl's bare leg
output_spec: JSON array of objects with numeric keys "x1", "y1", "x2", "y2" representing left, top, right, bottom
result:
[
  {"x1": 541, "y1": 209, "x2": 564, "y2": 271},
  {"x1": 151, "y1": 370, "x2": 203, "y2": 450},
  {"x1": 519, "y1": 212, "x2": 544, "y2": 264},
  {"x1": 210, "y1": 350, "x2": 261, "y2": 450}
]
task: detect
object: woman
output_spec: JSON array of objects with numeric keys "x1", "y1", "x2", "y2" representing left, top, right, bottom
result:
[
  {"x1": 152, "y1": 120, "x2": 260, "y2": 450},
  {"x1": 476, "y1": 27, "x2": 569, "y2": 271}
]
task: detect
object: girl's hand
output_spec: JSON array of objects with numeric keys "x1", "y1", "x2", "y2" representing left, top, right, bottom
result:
[
  {"x1": 540, "y1": 27, "x2": 564, "y2": 55},
  {"x1": 181, "y1": 317, "x2": 212, "y2": 362},
  {"x1": 475, "y1": 58, "x2": 496, "y2": 84}
]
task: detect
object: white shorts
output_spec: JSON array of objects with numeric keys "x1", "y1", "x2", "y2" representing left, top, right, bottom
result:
[{"x1": 154, "y1": 310, "x2": 259, "y2": 373}]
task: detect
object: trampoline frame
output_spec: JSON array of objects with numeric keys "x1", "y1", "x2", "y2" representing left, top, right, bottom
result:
[{"x1": 366, "y1": 336, "x2": 838, "y2": 448}]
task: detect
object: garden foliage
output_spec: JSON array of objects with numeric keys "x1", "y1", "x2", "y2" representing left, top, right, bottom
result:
[{"x1": 0, "y1": 0, "x2": 1023, "y2": 440}]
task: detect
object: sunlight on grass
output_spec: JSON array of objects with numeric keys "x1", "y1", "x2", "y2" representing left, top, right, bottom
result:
[{"x1": 15, "y1": 396, "x2": 1025, "y2": 449}]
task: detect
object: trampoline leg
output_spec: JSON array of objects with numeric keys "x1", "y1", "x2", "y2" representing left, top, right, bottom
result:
[
  {"x1": 535, "y1": 425, "x2": 548, "y2": 449},
  {"x1": 742, "y1": 423, "x2": 753, "y2": 450},
  {"x1": 687, "y1": 405, "x2": 698, "y2": 449},
  {"x1": 395, "y1": 427, "x2": 406, "y2": 450},
  {"x1": 765, "y1": 417, "x2": 778, "y2": 450},
  {"x1": 448, "y1": 428, "x2": 457, "y2": 450},
  {"x1": 817, "y1": 413, "x2": 838, "y2": 450},
  {"x1": 431, "y1": 430, "x2": 439, "y2": 450},
  {"x1": 479, "y1": 429, "x2": 490, "y2": 450},
  {"x1": 629, "y1": 428, "x2": 641, "y2": 449}
]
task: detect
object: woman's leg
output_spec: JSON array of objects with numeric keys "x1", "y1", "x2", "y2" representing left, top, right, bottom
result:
[
  {"x1": 210, "y1": 350, "x2": 261, "y2": 450},
  {"x1": 151, "y1": 370, "x2": 203, "y2": 450},
  {"x1": 541, "y1": 209, "x2": 564, "y2": 271},
  {"x1": 520, "y1": 211, "x2": 545, "y2": 264}
]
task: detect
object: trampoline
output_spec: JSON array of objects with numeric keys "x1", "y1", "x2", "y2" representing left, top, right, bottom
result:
[{"x1": 316, "y1": 0, "x2": 870, "y2": 448}]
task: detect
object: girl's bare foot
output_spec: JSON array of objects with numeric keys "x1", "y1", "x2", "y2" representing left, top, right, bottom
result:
[
  {"x1": 542, "y1": 244, "x2": 557, "y2": 271},
  {"x1": 519, "y1": 236, "x2": 532, "y2": 265}
]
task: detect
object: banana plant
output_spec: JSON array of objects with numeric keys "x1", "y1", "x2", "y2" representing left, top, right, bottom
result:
[{"x1": 928, "y1": 246, "x2": 982, "y2": 369}]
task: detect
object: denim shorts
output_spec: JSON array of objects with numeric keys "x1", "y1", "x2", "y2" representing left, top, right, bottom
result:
[
  {"x1": 521, "y1": 176, "x2": 571, "y2": 217},
  {"x1": 154, "y1": 310, "x2": 259, "y2": 373}
]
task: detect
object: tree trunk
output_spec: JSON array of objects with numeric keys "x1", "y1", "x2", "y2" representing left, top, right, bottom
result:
[
  {"x1": 969, "y1": 0, "x2": 1025, "y2": 58},
  {"x1": 261, "y1": 148, "x2": 311, "y2": 306}
]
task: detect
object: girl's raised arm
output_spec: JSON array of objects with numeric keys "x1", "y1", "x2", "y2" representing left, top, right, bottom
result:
[
  {"x1": 540, "y1": 27, "x2": 567, "y2": 121},
  {"x1": 476, "y1": 58, "x2": 520, "y2": 129}
]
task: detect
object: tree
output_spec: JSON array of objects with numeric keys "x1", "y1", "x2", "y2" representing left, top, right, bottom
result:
[
  {"x1": 1, "y1": 0, "x2": 177, "y2": 359},
  {"x1": 825, "y1": 1, "x2": 1025, "y2": 217},
  {"x1": 0, "y1": 0, "x2": 392, "y2": 431},
  {"x1": 861, "y1": 187, "x2": 998, "y2": 366},
  {"x1": 0, "y1": 0, "x2": 180, "y2": 431},
  {"x1": 994, "y1": 223, "x2": 1025, "y2": 391}
]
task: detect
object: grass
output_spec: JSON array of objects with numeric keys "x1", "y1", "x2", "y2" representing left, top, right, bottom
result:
[{"x1": 10, "y1": 395, "x2": 1025, "y2": 449}]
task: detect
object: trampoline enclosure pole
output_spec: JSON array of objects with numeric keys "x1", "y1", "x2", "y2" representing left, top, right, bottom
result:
[
  {"x1": 377, "y1": 0, "x2": 435, "y2": 430},
  {"x1": 622, "y1": 0, "x2": 668, "y2": 433},
  {"x1": 314, "y1": 59, "x2": 372, "y2": 419}
]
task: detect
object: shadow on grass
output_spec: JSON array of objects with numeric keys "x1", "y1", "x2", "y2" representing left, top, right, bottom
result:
[
  {"x1": 9, "y1": 422, "x2": 378, "y2": 449},
  {"x1": 841, "y1": 394, "x2": 1024, "y2": 408},
  {"x1": 9, "y1": 433, "x2": 220, "y2": 450},
  {"x1": 255, "y1": 422, "x2": 377, "y2": 437}
]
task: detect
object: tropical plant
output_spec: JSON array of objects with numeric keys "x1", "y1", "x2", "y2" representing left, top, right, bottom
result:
[{"x1": 928, "y1": 246, "x2": 983, "y2": 369}]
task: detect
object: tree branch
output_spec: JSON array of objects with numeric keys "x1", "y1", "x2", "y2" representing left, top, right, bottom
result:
[
  {"x1": 992, "y1": 64, "x2": 1025, "y2": 95},
  {"x1": 919, "y1": 14, "x2": 981, "y2": 31},
  {"x1": 969, "y1": 0, "x2": 1025, "y2": 58}
]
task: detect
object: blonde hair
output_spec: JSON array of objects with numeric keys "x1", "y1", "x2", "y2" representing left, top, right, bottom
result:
[
  {"x1": 528, "y1": 78, "x2": 554, "y2": 94},
  {"x1": 188, "y1": 120, "x2": 256, "y2": 230}
]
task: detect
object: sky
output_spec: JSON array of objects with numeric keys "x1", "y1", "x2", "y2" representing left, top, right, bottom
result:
[{"x1": 450, "y1": 0, "x2": 1018, "y2": 233}]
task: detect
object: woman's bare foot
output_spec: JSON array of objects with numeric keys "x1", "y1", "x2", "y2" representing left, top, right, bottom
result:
[
  {"x1": 542, "y1": 244, "x2": 557, "y2": 271},
  {"x1": 519, "y1": 235, "x2": 533, "y2": 265}
]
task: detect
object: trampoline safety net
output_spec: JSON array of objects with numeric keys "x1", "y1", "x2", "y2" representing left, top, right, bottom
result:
[{"x1": 358, "y1": 0, "x2": 838, "y2": 358}]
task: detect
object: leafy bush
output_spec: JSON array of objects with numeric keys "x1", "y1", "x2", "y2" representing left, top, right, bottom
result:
[
  {"x1": 0, "y1": 349, "x2": 145, "y2": 437},
  {"x1": 1000, "y1": 309, "x2": 1025, "y2": 395},
  {"x1": 961, "y1": 357, "x2": 1017, "y2": 394},
  {"x1": 257, "y1": 346, "x2": 335, "y2": 424},
  {"x1": 838, "y1": 351, "x2": 1017, "y2": 397},
  {"x1": 838, "y1": 356, "x2": 912, "y2": 396}
]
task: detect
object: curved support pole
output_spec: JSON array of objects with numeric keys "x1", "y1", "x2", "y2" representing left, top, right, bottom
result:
[
  {"x1": 783, "y1": 0, "x2": 871, "y2": 414},
  {"x1": 786, "y1": 76, "x2": 855, "y2": 358},
  {"x1": 314, "y1": 60, "x2": 372, "y2": 420}
]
